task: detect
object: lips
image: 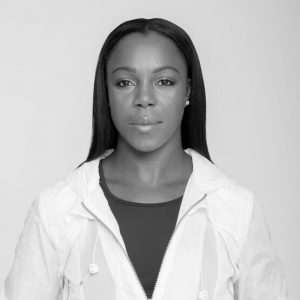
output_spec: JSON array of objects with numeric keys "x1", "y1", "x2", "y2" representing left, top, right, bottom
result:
[
  {"x1": 131, "y1": 121, "x2": 161, "y2": 125},
  {"x1": 131, "y1": 123, "x2": 160, "y2": 133},
  {"x1": 129, "y1": 116, "x2": 162, "y2": 126},
  {"x1": 129, "y1": 116, "x2": 162, "y2": 133}
]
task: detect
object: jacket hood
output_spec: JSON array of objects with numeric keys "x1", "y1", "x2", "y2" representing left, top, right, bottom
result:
[
  {"x1": 63, "y1": 148, "x2": 241, "y2": 258},
  {"x1": 64, "y1": 148, "x2": 233, "y2": 218}
]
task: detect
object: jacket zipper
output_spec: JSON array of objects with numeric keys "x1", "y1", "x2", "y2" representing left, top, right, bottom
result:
[
  {"x1": 151, "y1": 193, "x2": 207, "y2": 300},
  {"x1": 81, "y1": 193, "x2": 207, "y2": 300}
]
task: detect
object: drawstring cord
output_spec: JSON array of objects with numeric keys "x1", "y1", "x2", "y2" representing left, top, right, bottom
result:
[
  {"x1": 78, "y1": 200, "x2": 209, "y2": 298},
  {"x1": 80, "y1": 228, "x2": 99, "y2": 285}
]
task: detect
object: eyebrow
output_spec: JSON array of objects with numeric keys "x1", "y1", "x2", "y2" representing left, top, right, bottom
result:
[{"x1": 111, "y1": 65, "x2": 180, "y2": 75}]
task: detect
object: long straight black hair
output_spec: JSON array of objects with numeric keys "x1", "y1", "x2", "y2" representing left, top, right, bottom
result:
[{"x1": 77, "y1": 18, "x2": 212, "y2": 168}]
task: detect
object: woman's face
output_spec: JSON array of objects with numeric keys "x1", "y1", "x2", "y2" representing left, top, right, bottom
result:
[{"x1": 106, "y1": 31, "x2": 190, "y2": 153}]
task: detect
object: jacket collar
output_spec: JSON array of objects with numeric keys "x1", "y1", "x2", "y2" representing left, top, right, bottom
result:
[{"x1": 64, "y1": 148, "x2": 232, "y2": 243}]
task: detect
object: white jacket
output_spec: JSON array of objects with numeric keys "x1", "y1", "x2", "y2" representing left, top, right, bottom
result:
[{"x1": 1, "y1": 148, "x2": 290, "y2": 300}]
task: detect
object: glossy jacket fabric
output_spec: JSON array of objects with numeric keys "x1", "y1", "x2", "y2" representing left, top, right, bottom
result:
[{"x1": 1, "y1": 148, "x2": 290, "y2": 300}]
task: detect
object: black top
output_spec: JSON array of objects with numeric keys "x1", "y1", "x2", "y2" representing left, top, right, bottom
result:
[{"x1": 99, "y1": 159, "x2": 182, "y2": 299}]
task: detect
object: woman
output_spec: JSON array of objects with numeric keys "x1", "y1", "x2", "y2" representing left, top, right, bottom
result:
[{"x1": 1, "y1": 18, "x2": 289, "y2": 300}]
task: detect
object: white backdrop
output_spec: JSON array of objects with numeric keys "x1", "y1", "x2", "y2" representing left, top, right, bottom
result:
[{"x1": 1, "y1": 1, "x2": 299, "y2": 298}]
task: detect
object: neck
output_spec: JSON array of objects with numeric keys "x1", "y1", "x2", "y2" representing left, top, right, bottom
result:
[{"x1": 106, "y1": 140, "x2": 192, "y2": 185}]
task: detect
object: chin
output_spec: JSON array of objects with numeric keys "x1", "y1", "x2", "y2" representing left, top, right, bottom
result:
[
  {"x1": 117, "y1": 128, "x2": 180, "y2": 154},
  {"x1": 122, "y1": 136, "x2": 169, "y2": 154},
  {"x1": 129, "y1": 142, "x2": 163, "y2": 153}
]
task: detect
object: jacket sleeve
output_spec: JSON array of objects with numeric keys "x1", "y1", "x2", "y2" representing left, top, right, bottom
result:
[
  {"x1": 234, "y1": 197, "x2": 290, "y2": 300},
  {"x1": 0, "y1": 196, "x2": 61, "y2": 300}
]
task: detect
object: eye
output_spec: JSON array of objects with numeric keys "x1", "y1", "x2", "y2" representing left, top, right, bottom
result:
[
  {"x1": 116, "y1": 79, "x2": 134, "y2": 88},
  {"x1": 157, "y1": 79, "x2": 174, "y2": 86}
]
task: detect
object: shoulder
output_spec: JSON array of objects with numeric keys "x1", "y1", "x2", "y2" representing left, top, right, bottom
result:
[
  {"x1": 187, "y1": 148, "x2": 257, "y2": 243},
  {"x1": 32, "y1": 163, "x2": 91, "y2": 247},
  {"x1": 37, "y1": 179, "x2": 79, "y2": 221},
  {"x1": 36, "y1": 155, "x2": 102, "y2": 220},
  {"x1": 34, "y1": 152, "x2": 111, "y2": 230},
  {"x1": 31, "y1": 180, "x2": 79, "y2": 248},
  {"x1": 206, "y1": 178, "x2": 256, "y2": 244}
]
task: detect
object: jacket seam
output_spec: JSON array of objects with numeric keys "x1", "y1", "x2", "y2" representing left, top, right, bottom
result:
[
  {"x1": 35, "y1": 194, "x2": 59, "y2": 253},
  {"x1": 235, "y1": 193, "x2": 255, "y2": 263}
]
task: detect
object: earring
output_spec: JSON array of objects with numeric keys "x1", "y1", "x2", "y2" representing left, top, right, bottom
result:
[{"x1": 185, "y1": 99, "x2": 190, "y2": 106}]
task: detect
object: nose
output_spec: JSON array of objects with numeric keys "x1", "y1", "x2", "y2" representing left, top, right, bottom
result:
[{"x1": 134, "y1": 82, "x2": 157, "y2": 108}]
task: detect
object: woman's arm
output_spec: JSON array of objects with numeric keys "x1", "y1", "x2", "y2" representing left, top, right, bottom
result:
[
  {"x1": 234, "y1": 198, "x2": 290, "y2": 300},
  {"x1": 1, "y1": 197, "x2": 61, "y2": 300}
]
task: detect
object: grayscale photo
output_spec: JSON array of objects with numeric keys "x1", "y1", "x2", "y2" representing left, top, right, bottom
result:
[{"x1": 0, "y1": 1, "x2": 299, "y2": 299}]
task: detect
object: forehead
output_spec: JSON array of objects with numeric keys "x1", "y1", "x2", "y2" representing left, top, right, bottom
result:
[{"x1": 106, "y1": 31, "x2": 187, "y2": 74}]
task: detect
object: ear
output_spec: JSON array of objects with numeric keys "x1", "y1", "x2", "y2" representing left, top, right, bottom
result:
[{"x1": 185, "y1": 78, "x2": 191, "y2": 99}]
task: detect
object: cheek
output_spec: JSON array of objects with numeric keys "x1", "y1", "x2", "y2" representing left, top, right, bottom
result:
[
  {"x1": 108, "y1": 91, "x2": 129, "y2": 126},
  {"x1": 165, "y1": 96, "x2": 186, "y2": 125},
  {"x1": 109, "y1": 103, "x2": 127, "y2": 129}
]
